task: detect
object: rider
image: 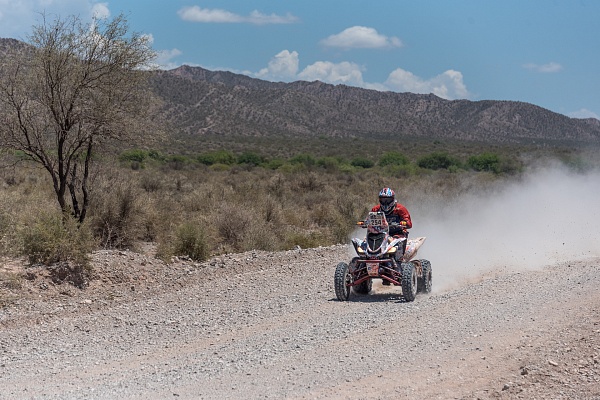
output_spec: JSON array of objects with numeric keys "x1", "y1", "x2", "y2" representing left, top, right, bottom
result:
[{"x1": 371, "y1": 188, "x2": 412, "y2": 282}]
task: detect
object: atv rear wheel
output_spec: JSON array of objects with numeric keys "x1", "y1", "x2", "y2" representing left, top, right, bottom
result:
[
  {"x1": 334, "y1": 262, "x2": 352, "y2": 301},
  {"x1": 401, "y1": 262, "x2": 417, "y2": 302},
  {"x1": 418, "y1": 259, "x2": 432, "y2": 294}
]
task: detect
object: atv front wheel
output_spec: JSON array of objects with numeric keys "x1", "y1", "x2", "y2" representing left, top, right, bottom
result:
[
  {"x1": 418, "y1": 259, "x2": 432, "y2": 294},
  {"x1": 354, "y1": 278, "x2": 372, "y2": 295},
  {"x1": 334, "y1": 262, "x2": 352, "y2": 301},
  {"x1": 349, "y1": 258, "x2": 371, "y2": 294},
  {"x1": 401, "y1": 262, "x2": 417, "y2": 302}
]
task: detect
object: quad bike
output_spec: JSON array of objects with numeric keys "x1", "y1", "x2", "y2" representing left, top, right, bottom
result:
[{"x1": 334, "y1": 211, "x2": 431, "y2": 302}]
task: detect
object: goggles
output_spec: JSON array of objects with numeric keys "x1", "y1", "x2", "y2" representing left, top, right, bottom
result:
[{"x1": 379, "y1": 197, "x2": 394, "y2": 206}]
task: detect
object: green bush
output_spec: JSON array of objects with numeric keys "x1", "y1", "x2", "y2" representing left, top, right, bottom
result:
[
  {"x1": 264, "y1": 158, "x2": 285, "y2": 170},
  {"x1": 468, "y1": 152, "x2": 501, "y2": 173},
  {"x1": 147, "y1": 150, "x2": 165, "y2": 161},
  {"x1": 237, "y1": 152, "x2": 264, "y2": 166},
  {"x1": 290, "y1": 153, "x2": 316, "y2": 167},
  {"x1": 317, "y1": 156, "x2": 341, "y2": 171},
  {"x1": 417, "y1": 152, "x2": 461, "y2": 170},
  {"x1": 379, "y1": 151, "x2": 409, "y2": 167},
  {"x1": 350, "y1": 157, "x2": 375, "y2": 168},
  {"x1": 119, "y1": 149, "x2": 148, "y2": 163},
  {"x1": 197, "y1": 150, "x2": 236, "y2": 166}
]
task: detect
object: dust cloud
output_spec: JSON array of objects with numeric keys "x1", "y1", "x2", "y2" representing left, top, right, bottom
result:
[{"x1": 410, "y1": 164, "x2": 600, "y2": 292}]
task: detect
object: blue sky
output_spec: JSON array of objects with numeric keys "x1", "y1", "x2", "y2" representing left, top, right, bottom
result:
[{"x1": 1, "y1": 0, "x2": 599, "y2": 120}]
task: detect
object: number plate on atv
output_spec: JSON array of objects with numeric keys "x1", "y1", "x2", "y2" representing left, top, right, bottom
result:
[
  {"x1": 367, "y1": 263, "x2": 380, "y2": 276},
  {"x1": 368, "y1": 213, "x2": 385, "y2": 228}
]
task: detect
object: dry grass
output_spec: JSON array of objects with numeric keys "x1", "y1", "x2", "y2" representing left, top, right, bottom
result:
[{"x1": 0, "y1": 144, "x2": 592, "y2": 265}]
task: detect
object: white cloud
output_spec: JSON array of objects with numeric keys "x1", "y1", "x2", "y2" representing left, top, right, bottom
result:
[
  {"x1": 156, "y1": 48, "x2": 183, "y2": 70},
  {"x1": 246, "y1": 10, "x2": 299, "y2": 25},
  {"x1": 252, "y1": 50, "x2": 471, "y2": 100},
  {"x1": 91, "y1": 2, "x2": 109, "y2": 19},
  {"x1": 320, "y1": 26, "x2": 402, "y2": 49},
  {"x1": 385, "y1": 68, "x2": 470, "y2": 99},
  {"x1": 0, "y1": 0, "x2": 112, "y2": 38},
  {"x1": 298, "y1": 61, "x2": 365, "y2": 86},
  {"x1": 523, "y1": 62, "x2": 563, "y2": 73},
  {"x1": 177, "y1": 6, "x2": 298, "y2": 25},
  {"x1": 256, "y1": 50, "x2": 299, "y2": 81},
  {"x1": 569, "y1": 108, "x2": 599, "y2": 119}
]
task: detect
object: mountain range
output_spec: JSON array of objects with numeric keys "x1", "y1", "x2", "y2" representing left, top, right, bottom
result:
[
  {"x1": 149, "y1": 65, "x2": 600, "y2": 144},
  {"x1": 2, "y1": 38, "x2": 600, "y2": 144}
]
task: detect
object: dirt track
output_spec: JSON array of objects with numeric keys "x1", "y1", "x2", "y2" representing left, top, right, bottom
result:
[{"x1": 1, "y1": 245, "x2": 599, "y2": 399}]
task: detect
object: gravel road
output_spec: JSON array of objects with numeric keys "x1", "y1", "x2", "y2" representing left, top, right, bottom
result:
[{"x1": 1, "y1": 245, "x2": 599, "y2": 399}]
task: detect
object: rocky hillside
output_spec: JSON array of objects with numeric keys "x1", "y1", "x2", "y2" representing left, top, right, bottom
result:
[
  {"x1": 150, "y1": 65, "x2": 600, "y2": 143},
  {"x1": 2, "y1": 37, "x2": 600, "y2": 144},
  {"x1": 0, "y1": 38, "x2": 33, "y2": 62}
]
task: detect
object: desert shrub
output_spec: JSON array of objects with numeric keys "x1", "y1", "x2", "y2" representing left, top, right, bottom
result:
[
  {"x1": 337, "y1": 163, "x2": 357, "y2": 174},
  {"x1": 284, "y1": 230, "x2": 328, "y2": 250},
  {"x1": 173, "y1": 222, "x2": 210, "y2": 261},
  {"x1": 350, "y1": 157, "x2": 375, "y2": 168},
  {"x1": 147, "y1": 150, "x2": 165, "y2": 162},
  {"x1": 166, "y1": 155, "x2": 189, "y2": 170},
  {"x1": 237, "y1": 152, "x2": 264, "y2": 166},
  {"x1": 317, "y1": 156, "x2": 341, "y2": 172},
  {"x1": 384, "y1": 163, "x2": 417, "y2": 178},
  {"x1": 291, "y1": 172, "x2": 323, "y2": 192},
  {"x1": 215, "y1": 205, "x2": 253, "y2": 251},
  {"x1": 267, "y1": 174, "x2": 286, "y2": 199},
  {"x1": 289, "y1": 153, "x2": 316, "y2": 167},
  {"x1": 241, "y1": 222, "x2": 281, "y2": 252},
  {"x1": 90, "y1": 181, "x2": 142, "y2": 249},
  {"x1": 329, "y1": 217, "x2": 355, "y2": 244},
  {"x1": 0, "y1": 210, "x2": 16, "y2": 256},
  {"x1": 119, "y1": 149, "x2": 148, "y2": 163},
  {"x1": 498, "y1": 158, "x2": 523, "y2": 174},
  {"x1": 139, "y1": 171, "x2": 163, "y2": 192},
  {"x1": 417, "y1": 152, "x2": 461, "y2": 170},
  {"x1": 209, "y1": 163, "x2": 232, "y2": 171},
  {"x1": 197, "y1": 150, "x2": 236, "y2": 166},
  {"x1": 20, "y1": 212, "x2": 94, "y2": 267},
  {"x1": 311, "y1": 202, "x2": 339, "y2": 226},
  {"x1": 261, "y1": 195, "x2": 282, "y2": 224},
  {"x1": 467, "y1": 152, "x2": 501, "y2": 173},
  {"x1": 336, "y1": 193, "x2": 368, "y2": 224},
  {"x1": 264, "y1": 158, "x2": 285, "y2": 170},
  {"x1": 379, "y1": 151, "x2": 409, "y2": 167}
]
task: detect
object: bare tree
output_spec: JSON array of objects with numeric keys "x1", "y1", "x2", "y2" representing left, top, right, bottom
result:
[{"x1": 0, "y1": 13, "x2": 156, "y2": 223}]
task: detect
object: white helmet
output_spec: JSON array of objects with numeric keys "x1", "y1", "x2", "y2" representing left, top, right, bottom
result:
[{"x1": 378, "y1": 187, "x2": 397, "y2": 213}]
